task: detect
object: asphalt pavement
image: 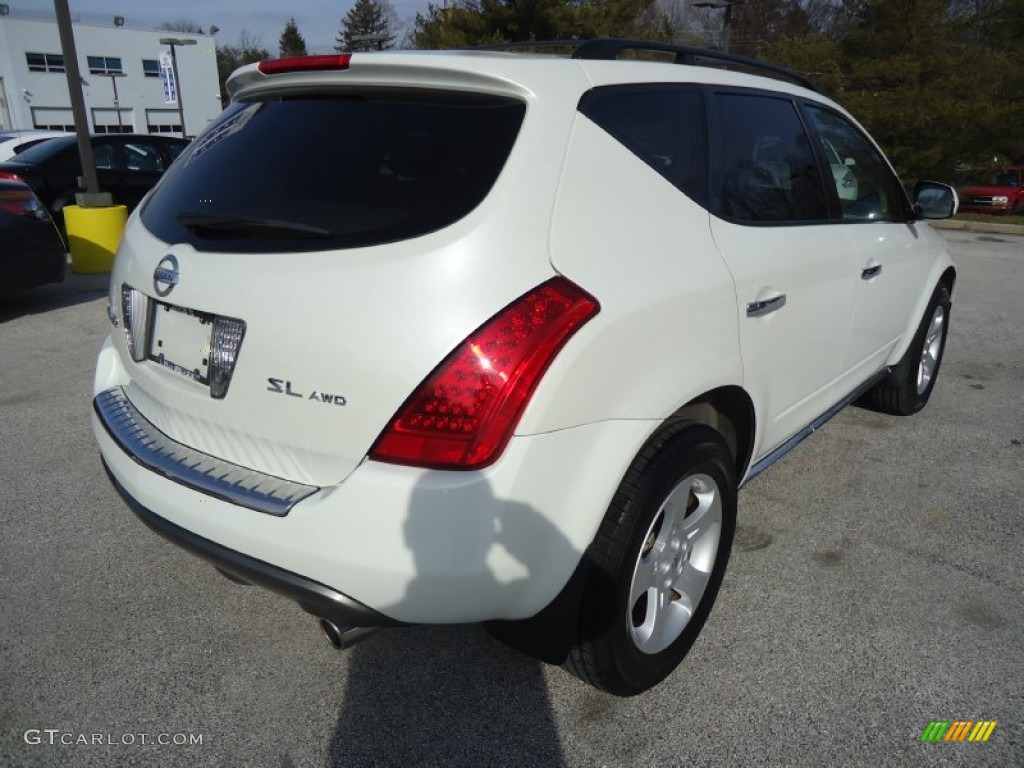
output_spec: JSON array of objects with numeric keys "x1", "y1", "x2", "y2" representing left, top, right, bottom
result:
[{"x1": 1, "y1": 230, "x2": 1021, "y2": 767}]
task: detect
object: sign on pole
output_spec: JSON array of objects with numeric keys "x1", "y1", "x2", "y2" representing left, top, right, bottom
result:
[{"x1": 160, "y1": 53, "x2": 177, "y2": 104}]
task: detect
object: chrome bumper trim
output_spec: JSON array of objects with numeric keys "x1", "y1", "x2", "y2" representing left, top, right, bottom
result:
[{"x1": 94, "y1": 387, "x2": 317, "y2": 516}]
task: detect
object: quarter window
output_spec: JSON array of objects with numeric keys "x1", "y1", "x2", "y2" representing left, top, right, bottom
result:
[
  {"x1": 805, "y1": 105, "x2": 910, "y2": 222},
  {"x1": 579, "y1": 86, "x2": 707, "y2": 205},
  {"x1": 711, "y1": 93, "x2": 829, "y2": 223}
]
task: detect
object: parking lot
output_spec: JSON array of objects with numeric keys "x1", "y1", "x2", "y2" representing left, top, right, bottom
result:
[{"x1": 1, "y1": 230, "x2": 1021, "y2": 767}]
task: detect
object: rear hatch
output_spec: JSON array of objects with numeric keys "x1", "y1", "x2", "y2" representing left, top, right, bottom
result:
[{"x1": 110, "y1": 53, "x2": 584, "y2": 487}]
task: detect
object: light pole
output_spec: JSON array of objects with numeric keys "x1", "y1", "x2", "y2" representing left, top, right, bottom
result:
[
  {"x1": 694, "y1": 0, "x2": 744, "y2": 53},
  {"x1": 159, "y1": 37, "x2": 196, "y2": 138},
  {"x1": 98, "y1": 72, "x2": 127, "y2": 131}
]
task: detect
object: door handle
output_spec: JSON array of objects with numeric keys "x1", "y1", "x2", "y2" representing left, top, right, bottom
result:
[
  {"x1": 746, "y1": 294, "x2": 787, "y2": 317},
  {"x1": 861, "y1": 264, "x2": 882, "y2": 279}
]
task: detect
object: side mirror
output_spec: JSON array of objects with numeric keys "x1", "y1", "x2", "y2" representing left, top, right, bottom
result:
[{"x1": 913, "y1": 181, "x2": 958, "y2": 220}]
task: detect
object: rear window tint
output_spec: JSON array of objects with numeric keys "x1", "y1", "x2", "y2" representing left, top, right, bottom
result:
[{"x1": 141, "y1": 91, "x2": 526, "y2": 252}]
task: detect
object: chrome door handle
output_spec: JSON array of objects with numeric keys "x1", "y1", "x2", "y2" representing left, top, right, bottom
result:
[
  {"x1": 746, "y1": 294, "x2": 787, "y2": 317},
  {"x1": 861, "y1": 264, "x2": 882, "y2": 279}
]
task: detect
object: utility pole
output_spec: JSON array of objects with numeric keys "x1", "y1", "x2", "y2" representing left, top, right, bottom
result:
[
  {"x1": 54, "y1": 0, "x2": 109, "y2": 204},
  {"x1": 99, "y1": 72, "x2": 127, "y2": 131},
  {"x1": 694, "y1": 0, "x2": 744, "y2": 53}
]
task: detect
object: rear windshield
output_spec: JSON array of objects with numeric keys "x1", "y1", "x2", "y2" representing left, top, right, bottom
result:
[
  {"x1": 141, "y1": 90, "x2": 526, "y2": 252},
  {"x1": 8, "y1": 136, "x2": 75, "y2": 164}
]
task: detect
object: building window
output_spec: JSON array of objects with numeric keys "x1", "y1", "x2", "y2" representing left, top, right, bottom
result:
[
  {"x1": 142, "y1": 59, "x2": 161, "y2": 78},
  {"x1": 32, "y1": 107, "x2": 75, "y2": 131},
  {"x1": 146, "y1": 108, "x2": 182, "y2": 136},
  {"x1": 26, "y1": 52, "x2": 66, "y2": 73},
  {"x1": 93, "y1": 107, "x2": 134, "y2": 134},
  {"x1": 88, "y1": 56, "x2": 124, "y2": 75}
]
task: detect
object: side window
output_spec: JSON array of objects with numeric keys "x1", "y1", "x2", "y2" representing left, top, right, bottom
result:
[
  {"x1": 804, "y1": 105, "x2": 908, "y2": 222},
  {"x1": 578, "y1": 87, "x2": 707, "y2": 205},
  {"x1": 92, "y1": 143, "x2": 116, "y2": 170},
  {"x1": 711, "y1": 93, "x2": 829, "y2": 223},
  {"x1": 165, "y1": 142, "x2": 186, "y2": 162},
  {"x1": 121, "y1": 141, "x2": 165, "y2": 172}
]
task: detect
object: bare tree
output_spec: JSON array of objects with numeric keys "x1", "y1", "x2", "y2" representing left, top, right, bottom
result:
[{"x1": 157, "y1": 19, "x2": 205, "y2": 34}]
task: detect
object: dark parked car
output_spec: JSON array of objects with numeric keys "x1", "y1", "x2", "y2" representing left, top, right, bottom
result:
[
  {"x1": 0, "y1": 180, "x2": 66, "y2": 296},
  {"x1": 0, "y1": 134, "x2": 188, "y2": 222}
]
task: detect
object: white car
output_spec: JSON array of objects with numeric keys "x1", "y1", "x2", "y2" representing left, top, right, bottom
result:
[
  {"x1": 0, "y1": 129, "x2": 71, "y2": 162},
  {"x1": 92, "y1": 41, "x2": 957, "y2": 696}
]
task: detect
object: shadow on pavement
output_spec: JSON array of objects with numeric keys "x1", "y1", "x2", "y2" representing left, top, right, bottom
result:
[
  {"x1": 325, "y1": 625, "x2": 566, "y2": 766},
  {"x1": 0, "y1": 264, "x2": 109, "y2": 323},
  {"x1": 326, "y1": 474, "x2": 575, "y2": 766}
]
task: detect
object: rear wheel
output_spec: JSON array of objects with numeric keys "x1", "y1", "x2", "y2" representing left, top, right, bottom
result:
[
  {"x1": 862, "y1": 282, "x2": 951, "y2": 415},
  {"x1": 566, "y1": 422, "x2": 736, "y2": 696}
]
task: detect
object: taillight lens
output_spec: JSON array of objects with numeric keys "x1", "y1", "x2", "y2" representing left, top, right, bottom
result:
[
  {"x1": 258, "y1": 54, "x2": 352, "y2": 75},
  {"x1": 209, "y1": 316, "x2": 246, "y2": 399},
  {"x1": 121, "y1": 284, "x2": 151, "y2": 362},
  {"x1": 0, "y1": 187, "x2": 43, "y2": 218},
  {"x1": 370, "y1": 277, "x2": 599, "y2": 470},
  {"x1": 0, "y1": 170, "x2": 21, "y2": 181}
]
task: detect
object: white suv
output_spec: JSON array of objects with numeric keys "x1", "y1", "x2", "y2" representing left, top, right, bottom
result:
[{"x1": 93, "y1": 41, "x2": 957, "y2": 696}]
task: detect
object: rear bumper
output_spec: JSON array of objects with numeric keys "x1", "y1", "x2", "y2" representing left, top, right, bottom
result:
[
  {"x1": 103, "y1": 461, "x2": 403, "y2": 628},
  {"x1": 93, "y1": 370, "x2": 657, "y2": 624}
]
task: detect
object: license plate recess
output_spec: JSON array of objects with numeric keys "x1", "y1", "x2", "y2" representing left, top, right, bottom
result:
[{"x1": 148, "y1": 301, "x2": 214, "y2": 386}]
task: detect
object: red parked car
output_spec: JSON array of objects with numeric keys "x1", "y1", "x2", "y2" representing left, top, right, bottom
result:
[{"x1": 958, "y1": 166, "x2": 1024, "y2": 215}]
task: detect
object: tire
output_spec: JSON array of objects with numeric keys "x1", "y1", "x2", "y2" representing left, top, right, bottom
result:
[
  {"x1": 565, "y1": 421, "x2": 737, "y2": 696},
  {"x1": 862, "y1": 282, "x2": 951, "y2": 416}
]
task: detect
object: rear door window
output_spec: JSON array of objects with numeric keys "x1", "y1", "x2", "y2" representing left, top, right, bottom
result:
[
  {"x1": 141, "y1": 91, "x2": 526, "y2": 252},
  {"x1": 710, "y1": 93, "x2": 830, "y2": 224}
]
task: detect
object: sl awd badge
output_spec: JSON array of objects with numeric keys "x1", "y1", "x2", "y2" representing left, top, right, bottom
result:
[{"x1": 267, "y1": 378, "x2": 347, "y2": 406}]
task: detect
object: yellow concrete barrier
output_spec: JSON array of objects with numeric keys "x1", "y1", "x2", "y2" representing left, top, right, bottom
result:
[{"x1": 64, "y1": 204, "x2": 128, "y2": 274}]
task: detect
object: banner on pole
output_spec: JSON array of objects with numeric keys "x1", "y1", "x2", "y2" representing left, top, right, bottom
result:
[{"x1": 160, "y1": 53, "x2": 177, "y2": 104}]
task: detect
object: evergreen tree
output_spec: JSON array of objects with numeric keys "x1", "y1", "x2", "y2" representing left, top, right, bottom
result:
[
  {"x1": 279, "y1": 18, "x2": 309, "y2": 58},
  {"x1": 409, "y1": 0, "x2": 669, "y2": 51},
  {"x1": 762, "y1": 0, "x2": 1024, "y2": 180},
  {"x1": 337, "y1": 0, "x2": 398, "y2": 51}
]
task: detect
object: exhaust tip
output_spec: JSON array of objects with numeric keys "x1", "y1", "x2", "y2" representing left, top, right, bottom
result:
[
  {"x1": 320, "y1": 618, "x2": 344, "y2": 649},
  {"x1": 319, "y1": 619, "x2": 376, "y2": 650}
]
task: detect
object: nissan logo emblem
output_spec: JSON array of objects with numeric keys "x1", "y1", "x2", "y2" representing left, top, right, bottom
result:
[{"x1": 154, "y1": 254, "x2": 180, "y2": 297}]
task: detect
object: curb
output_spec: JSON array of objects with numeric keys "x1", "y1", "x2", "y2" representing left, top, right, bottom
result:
[{"x1": 930, "y1": 219, "x2": 1024, "y2": 236}]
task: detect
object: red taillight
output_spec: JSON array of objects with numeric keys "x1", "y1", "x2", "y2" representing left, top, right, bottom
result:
[
  {"x1": 258, "y1": 54, "x2": 352, "y2": 75},
  {"x1": 0, "y1": 170, "x2": 21, "y2": 181},
  {"x1": 370, "y1": 277, "x2": 600, "y2": 470},
  {"x1": 0, "y1": 188, "x2": 42, "y2": 217}
]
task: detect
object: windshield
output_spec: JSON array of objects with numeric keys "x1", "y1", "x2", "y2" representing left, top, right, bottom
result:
[{"x1": 141, "y1": 90, "x2": 526, "y2": 253}]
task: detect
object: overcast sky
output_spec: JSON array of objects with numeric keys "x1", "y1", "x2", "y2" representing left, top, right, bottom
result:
[{"x1": 9, "y1": 0, "x2": 428, "y2": 56}]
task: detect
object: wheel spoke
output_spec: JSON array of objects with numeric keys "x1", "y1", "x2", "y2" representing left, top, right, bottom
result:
[
  {"x1": 657, "y1": 486, "x2": 688, "y2": 545},
  {"x1": 673, "y1": 562, "x2": 711, "y2": 609},
  {"x1": 646, "y1": 588, "x2": 681, "y2": 650},
  {"x1": 682, "y1": 481, "x2": 720, "y2": 538},
  {"x1": 629, "y1": 553, "x2": 657, "y2": 607}
]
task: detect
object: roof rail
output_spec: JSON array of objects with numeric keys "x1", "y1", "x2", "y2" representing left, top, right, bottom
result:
[{"x1": 471, "y1": 38, "x2": 824, "y2": 95}]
